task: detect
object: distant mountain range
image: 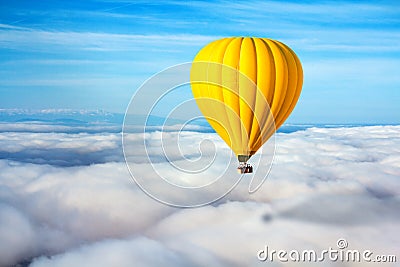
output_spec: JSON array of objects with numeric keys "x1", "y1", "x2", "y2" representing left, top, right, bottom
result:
[
  {"x1": 0, "y1": 109, "x2": 212, "y2": 133},
  {"x1": 0, "y1": 109, "x2": 124, "y2": 124},
  {"x1": 0, "y1": 109, "x2": 187, "y2": 126}
]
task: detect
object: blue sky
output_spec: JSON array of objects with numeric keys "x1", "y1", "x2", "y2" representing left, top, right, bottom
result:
[{"x1": 0, "y1": 0, "x2": 399, "y2": 123}]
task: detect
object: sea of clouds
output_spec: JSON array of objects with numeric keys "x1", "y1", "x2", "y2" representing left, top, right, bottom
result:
[{"x1": 0, "y1": 122, "x2": 399, "y2": 266}]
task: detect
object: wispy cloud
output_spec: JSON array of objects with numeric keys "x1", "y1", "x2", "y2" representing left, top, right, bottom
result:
[
  {"x1": 0, "y1": 76, "x2": 139, "y2": 87},
  {"x1": 0, "y1": 24, "x2": 218, "y2": 52},
  {"x1": 2, "y1": 21, "x2": 399, "y2": 56},
  {"x1": 179, "y1": 0, "x2": 400, "y2": 24}
]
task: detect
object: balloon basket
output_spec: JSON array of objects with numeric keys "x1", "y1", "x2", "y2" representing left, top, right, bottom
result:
[{"x1": 237, "y1": 163, "x2": 253, "y2": 174}]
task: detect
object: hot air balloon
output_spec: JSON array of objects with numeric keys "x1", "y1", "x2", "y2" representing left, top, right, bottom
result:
[{"x1": 190, "y1": 37, "x2": 303, "y2": 173}]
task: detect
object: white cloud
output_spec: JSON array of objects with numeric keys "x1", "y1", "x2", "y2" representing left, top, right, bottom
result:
[
  {"x1": 29, "y1": 237, "x2": 204, "y2": 267},
  {"x1": 0, "y1": 160, "x2": 176, "y2": 266},
  {"x1": 0, "y1": 125, "x2": 398, "y2": 266},
  {"x1": 0, "y1": 125, "x2": 214, "y2": 166},
  {"x1": 0, "y1": 203, "x2": 37, "y2": 266},
  {"x1": 0, "y1": 132, "x2": 122, "y2": 166}
]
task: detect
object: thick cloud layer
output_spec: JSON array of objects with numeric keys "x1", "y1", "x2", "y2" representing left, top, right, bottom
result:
[
  {"x1": 0, "y1": 132, "x2": 123, "y2": 166},
  {"x1": 0, "y1": 125, "x2": 399, "y2": 266}
]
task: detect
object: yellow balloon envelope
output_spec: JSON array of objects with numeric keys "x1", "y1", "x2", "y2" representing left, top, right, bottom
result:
[{"x1": 190, "y1": 37, "x2": 303, "y2": 166}]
